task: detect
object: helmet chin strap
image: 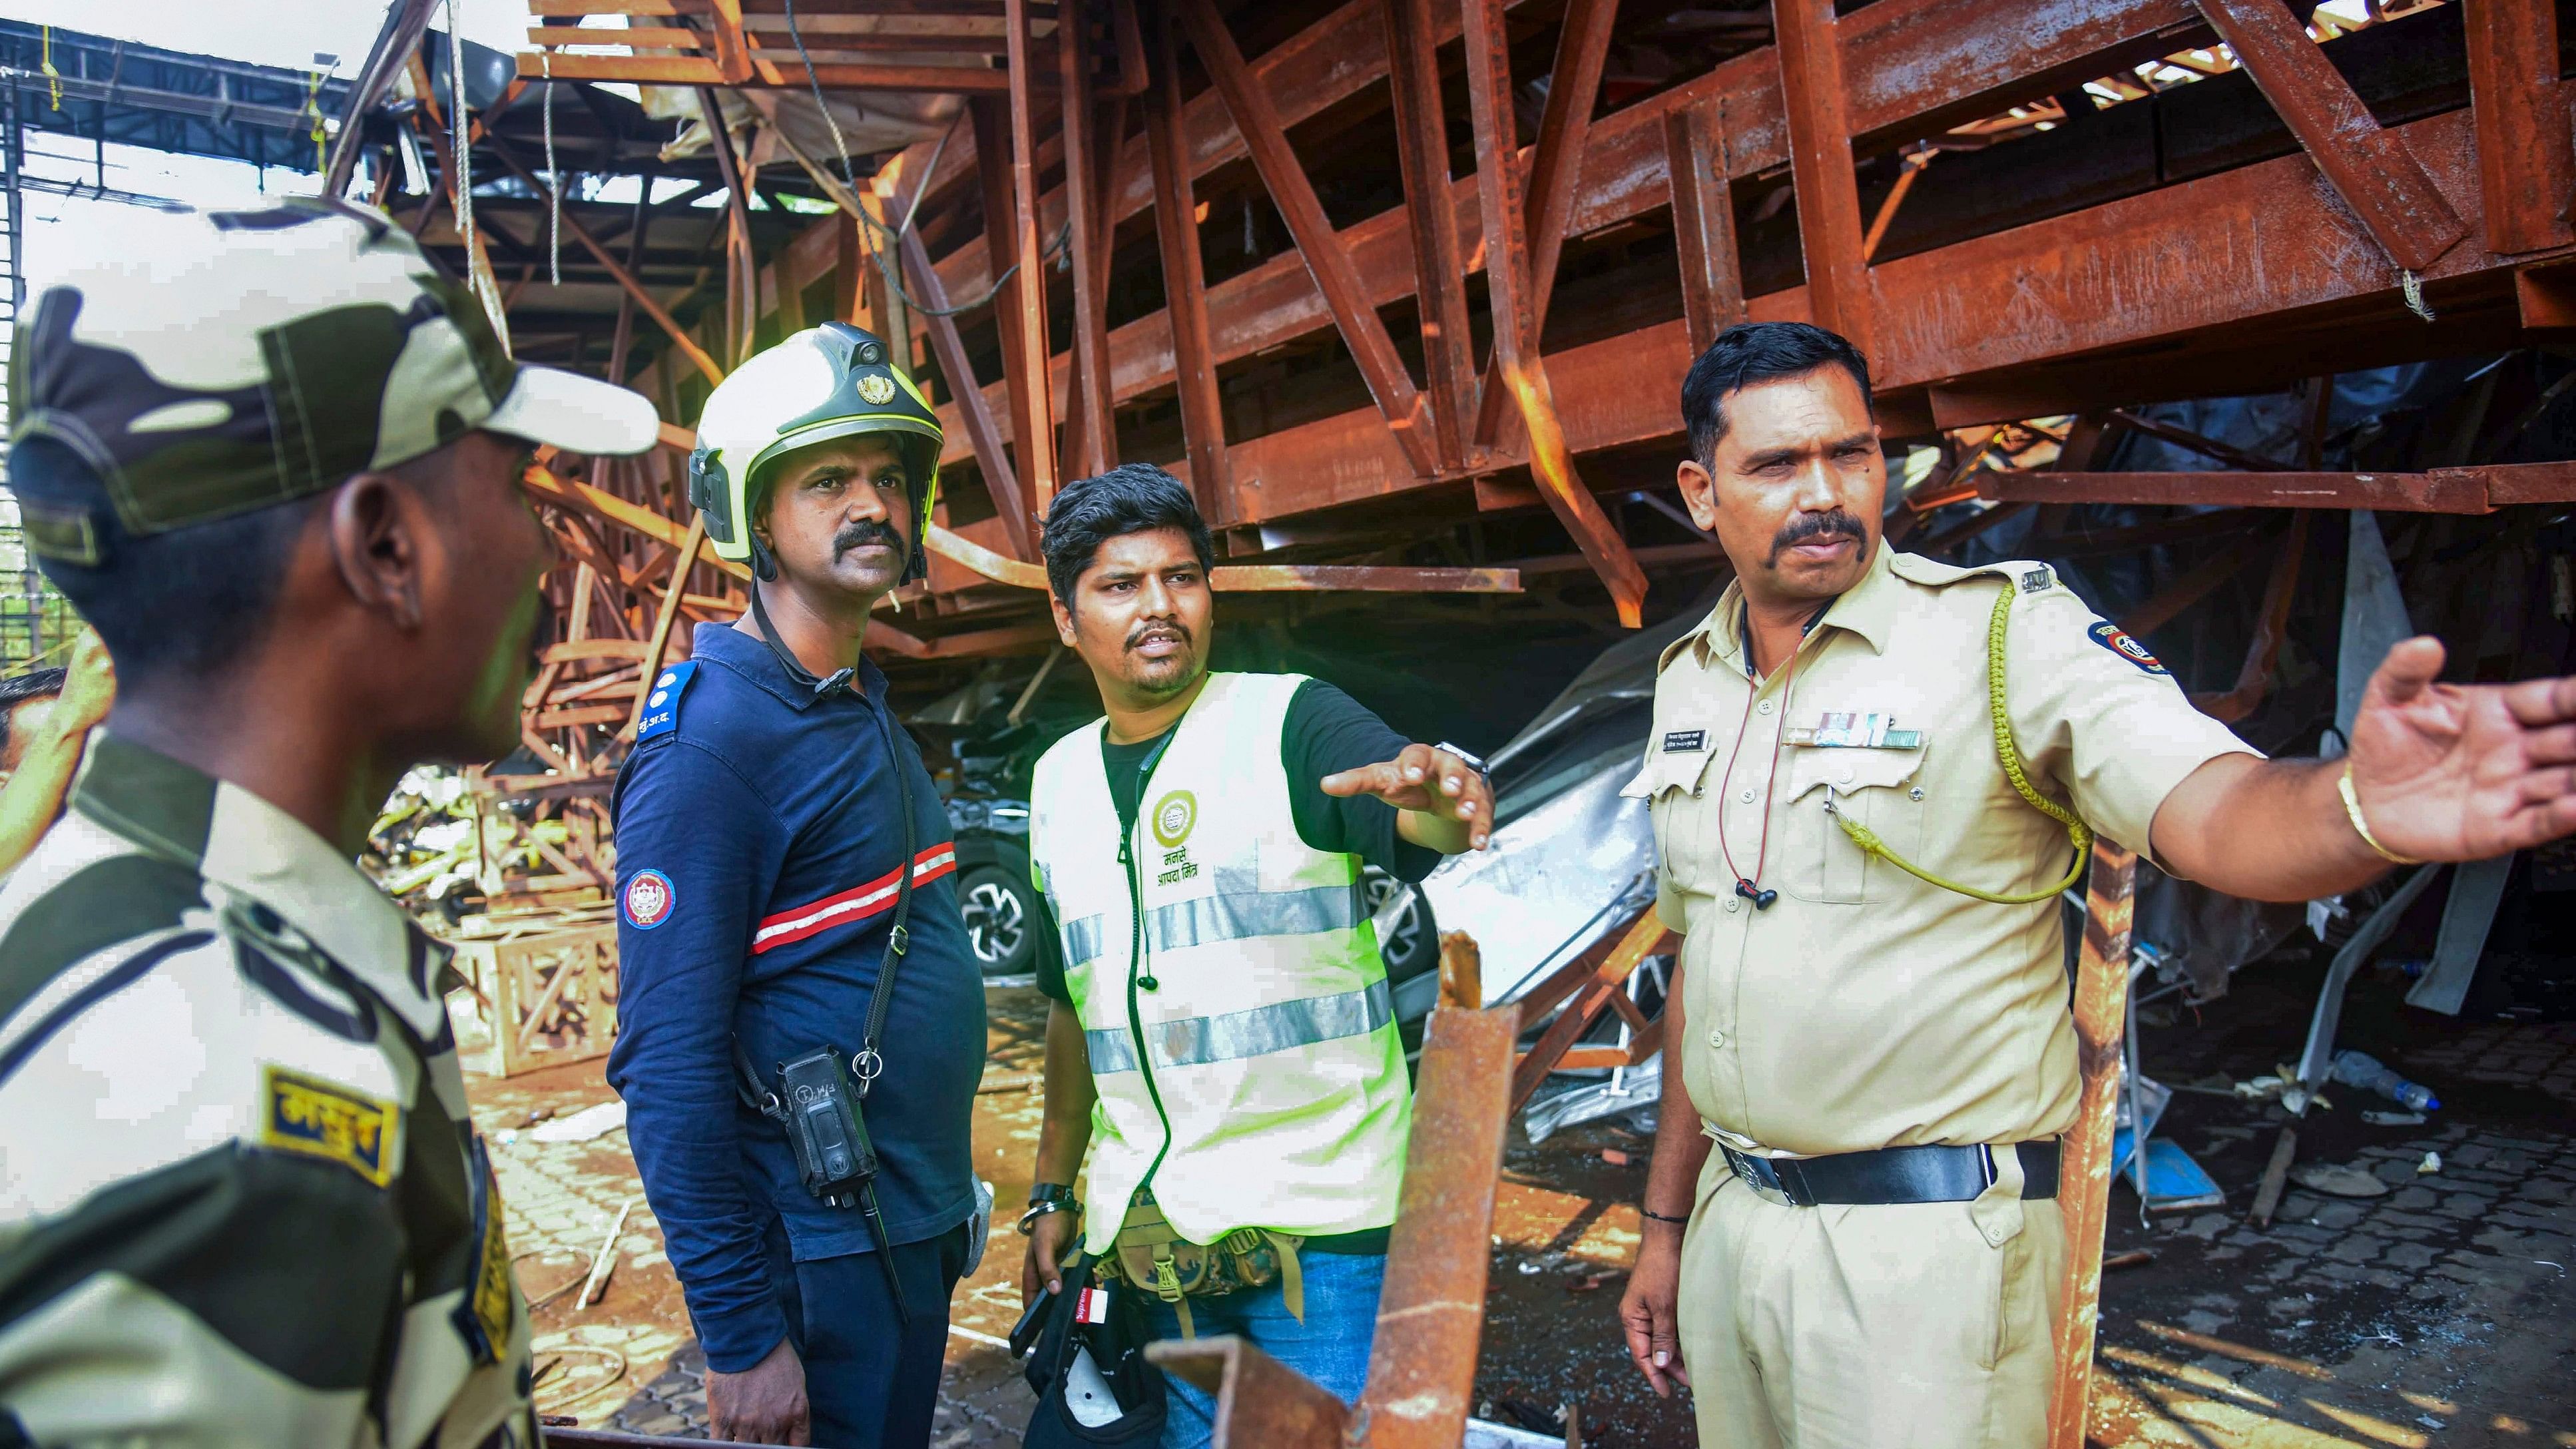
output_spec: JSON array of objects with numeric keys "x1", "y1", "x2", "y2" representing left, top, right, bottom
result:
[{"x1": 746, "y1": 579, "x2": 858, "y2": 698}]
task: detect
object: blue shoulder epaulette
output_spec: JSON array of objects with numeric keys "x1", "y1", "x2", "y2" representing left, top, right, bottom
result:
[{"x1": 635, "y1": 661, "x2": 697, "y2": 744}]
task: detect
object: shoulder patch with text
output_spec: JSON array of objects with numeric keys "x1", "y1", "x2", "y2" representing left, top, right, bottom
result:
[
  {"x1": 260, "y1": 1066, "x2": 400, "y2": 1187},
  {"x1": 635, "y1": 661, "x2": 697, "y2": 743},
  {"x1": 1661, "y1": 730, "x2": 1708, "y2": 753},
  {"x1": 2088, "y1": 621, "x2": 2168, "y2": 675},
  {"x1": 623, "y1": 868, "x2": 677, "y2": 930}
]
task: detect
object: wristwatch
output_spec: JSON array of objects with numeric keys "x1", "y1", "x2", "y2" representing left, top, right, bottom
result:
[{"x1": 1018, "y1": 1182, "x2": 1079, "y2": 1235}]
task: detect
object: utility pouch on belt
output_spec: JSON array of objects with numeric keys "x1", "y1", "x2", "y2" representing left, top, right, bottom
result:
[{"x1": 1096, "y1": 1193, "x2": 1304, "y2": 1338}]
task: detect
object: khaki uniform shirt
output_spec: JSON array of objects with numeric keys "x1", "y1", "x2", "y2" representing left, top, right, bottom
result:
[
  {"x1": 0, "y1": 736, "x2": 537, "y2": 1448},
  {"x1": 1625, "y1": 545, "x2": 2255, "y2": 1158}
]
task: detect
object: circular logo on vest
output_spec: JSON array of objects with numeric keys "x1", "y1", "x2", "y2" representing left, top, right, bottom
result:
[
  {"x1": 622, "y1": 868, "x2": 676, "y2": 930},
  {"x1": 856, "y1": 373, "x2": 898, "y2": 406},
  {"x1": 1151, "y1": 790, "x2": 1198, "y2": 848}
]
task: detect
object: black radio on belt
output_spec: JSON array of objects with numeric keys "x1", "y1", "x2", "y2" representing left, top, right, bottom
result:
[{"x1": 776, "y1": 1045, "x2": 880, "y2": 1208}]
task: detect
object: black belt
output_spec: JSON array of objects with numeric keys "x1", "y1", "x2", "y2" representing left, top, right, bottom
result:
[{"x1": 1720, "y1": 1141, "x2": 2059, "y2": 1207}]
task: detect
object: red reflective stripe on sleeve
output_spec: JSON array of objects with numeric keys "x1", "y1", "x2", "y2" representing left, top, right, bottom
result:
[{"x1": 752, "y1": 845, "x2": 957, "y2": 954}]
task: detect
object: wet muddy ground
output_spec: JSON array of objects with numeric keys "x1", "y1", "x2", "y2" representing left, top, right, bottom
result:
[{"x1": 472, "y1": 958, "x2": 2574, "y2": 1446}]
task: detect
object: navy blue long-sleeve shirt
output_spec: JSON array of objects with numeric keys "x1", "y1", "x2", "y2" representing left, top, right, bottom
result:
[{"x1": 607, "y1": 621, "x2": 985, "y2": 1373}]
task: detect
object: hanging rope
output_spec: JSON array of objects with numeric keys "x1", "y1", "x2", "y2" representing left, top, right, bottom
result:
[
  {"x1": 39, "y1": 27, "x2": 61, "y2": 112},
  {"x1": 445, "y1": 1, "x2": 509, "y2": 351}
]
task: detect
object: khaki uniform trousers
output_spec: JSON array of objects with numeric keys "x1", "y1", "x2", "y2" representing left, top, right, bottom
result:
[{"x1": 1676, "y1": 1147, "x2": 2066, "y2": 1449}]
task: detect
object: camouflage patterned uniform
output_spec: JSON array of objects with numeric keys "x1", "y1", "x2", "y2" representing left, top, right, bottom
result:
[{"x1": 0, "y1": 197, "x2": 656, "y2": 1446}]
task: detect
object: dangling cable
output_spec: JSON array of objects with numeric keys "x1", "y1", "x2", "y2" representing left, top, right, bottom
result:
[{"x1": 542, "y1": 50, "x2": 561, "y2": 286}]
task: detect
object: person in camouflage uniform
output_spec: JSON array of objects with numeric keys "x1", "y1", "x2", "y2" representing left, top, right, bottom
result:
[{"x1": 0, "y1": 197, "x2": 657, "y2": 1446}]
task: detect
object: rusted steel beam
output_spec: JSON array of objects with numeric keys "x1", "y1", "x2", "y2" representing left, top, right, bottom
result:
[
  {"x1": 1772, "y1": 0, "x2": 1873, "y2": 352},
  {"x1": 1061, "y1": 3, "x2": 1123, "y2": 479},
  {"x1": 899, "y1": 225, "x2": 1037, "y2": 561},
  {"x1": 523, "y1": 465, "x2": 750, "y2": 581},
  {"x1": 1508, "y1": 908, "x2": 1671, "y2": 1114},
  {"x1": 696, "y1": 87, "x2": 760, "y2": 366},
  {"x1": 1665, "y1": 98, "x2": 1746, "y2": 357},
  {"x1": 1148, "y1": 1335, "x2": 1353, "y2": 1446},
  {"x1": 1176, "y1": 0, "x2": 1439, "y2": 476},
  {"x1": 1206, "y1": 563, "x2": 1521, "y2": 593},
  {"x1": 2193, "y1": 0, "x2": 2466, "y2": 274},
  {"x1": 1384, "y1": 0, "x2": 1477, "y2": 469},
  {"x1": 1355, "y1": 1002, "x2": 1519, "y2": 1449},
  {"x1": 485, "y1": 146, "x2": 724, "y2": 387},
  {"x1": 2049, "y1": 840, "x2": 2136, "y2": 1449},
  {"x1": 1004, "y1": 5, "x2": 1064, "y2": 513},
  {"x1": 1460, "y1": 0, "x2": 1648, "y2": 627},
  {"x1": 918, "y1": 0, "x2": 2224, "y2": 420},
  {"x1": 1145, "y1": 0, "x2": 1231, "y2": 521},
  {"x1": 2465, "y1": 0, "x2": 2575, "y2": 254},
  {"x1": 1467, "y1": 0, "x2": 1621, "y2": 451},
  {"x1": 1977, "y1": 470, "x2": 2491, "y2": 513},
  {"x1": 517, "y1": 51, "x2": 1027, "y2": 91},
  {"x1": 1059, "y1": 0, "x2": 1117, "y2": 479},
  {"x1": 622, "y1": 512, "x2": 708, "y2": 740},
  {"x1": 2193, "y1": 511, "x2": 2310, "y2": 723}
]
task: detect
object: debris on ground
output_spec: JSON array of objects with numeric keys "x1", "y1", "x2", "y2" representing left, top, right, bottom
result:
[
  {"x1": 2290, "y1": 1161, "x2": 2393, "y2": 1198},
  {"x1": 531, "y1": 1099, "x2": 629, "y2": 1144}
]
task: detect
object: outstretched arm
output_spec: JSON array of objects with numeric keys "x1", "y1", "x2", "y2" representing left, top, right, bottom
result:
[
  {"x1": 2153, "y1": 637, "x2": 2576, "y2": 900},
  {"x1": 1320, "y1": 741, "x2": 1495, "y2": 853},
  {"x1": 0, "y1": 630, "x2": 115, "y2": 878}
]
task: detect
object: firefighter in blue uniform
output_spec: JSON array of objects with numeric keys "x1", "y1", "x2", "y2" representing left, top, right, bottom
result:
[{"x1": 611, "y1": 324, "x2": 989, "y2": 1448}]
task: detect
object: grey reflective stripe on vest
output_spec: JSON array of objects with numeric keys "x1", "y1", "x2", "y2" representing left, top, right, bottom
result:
[
  {"x1": 1059, "y1": 882, "x2": 1363, "y2": 972},
  {"x1": 1086, "y1": 978, "x2": 1393, "y2": 1075},
  {"x1": 1061, "y1": 913, "x2": 1111, "y2": 970}
]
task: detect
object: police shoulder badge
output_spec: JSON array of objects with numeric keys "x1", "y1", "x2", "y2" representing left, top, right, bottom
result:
[
  {"x1": 2088, "y1": 621, "x2": 2168, "y2": 675},
  {"x1": 260, "y1": 1065, "x2": 401, "y2": 1186},
  {"x1": 623, "y1": 868, "x2": 677, "y2": 930},
  {"x1": 856, "y1": 373, "x2": 898, "y2": 406}
]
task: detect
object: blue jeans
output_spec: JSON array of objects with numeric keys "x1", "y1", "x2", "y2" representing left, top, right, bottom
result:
[{"x1": 1141, "y1": 1250, "x2": 1386, "y2": 1449}]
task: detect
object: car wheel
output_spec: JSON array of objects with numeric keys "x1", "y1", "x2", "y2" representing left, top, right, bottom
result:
[
  {"x1": 1362, "y1": 866, "x2": 1439, "y2": 983},
  {"x1": 958, "y1": 865, "x2": 1039, "y2": 978}
]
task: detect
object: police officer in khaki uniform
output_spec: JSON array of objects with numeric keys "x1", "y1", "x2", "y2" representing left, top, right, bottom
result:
[
  {"x1": 1616, "y1": 322, "x2": 2576, "y2": 1449},
  {"x1": 0, "y1": 198, "x2": 657, "y2": 1444}
]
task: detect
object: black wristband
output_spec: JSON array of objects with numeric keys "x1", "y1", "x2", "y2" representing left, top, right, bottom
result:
[
  {"x1": 1639, "y1": 1205, "x2": 1691, "y2": 1226},
  {"x1": 1028, "y1": 1182, "x2": 1076, "y2": 1207}
]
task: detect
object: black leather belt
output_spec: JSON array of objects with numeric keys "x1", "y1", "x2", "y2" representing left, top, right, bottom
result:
[{"x1": 1720, "y1": 1141, "x2": 2059, "y2": 1206}]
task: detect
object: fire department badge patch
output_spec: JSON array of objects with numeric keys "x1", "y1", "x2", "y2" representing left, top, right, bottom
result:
[{"x1": 623, "y1": 868, "x2": 676, "y2": 930}]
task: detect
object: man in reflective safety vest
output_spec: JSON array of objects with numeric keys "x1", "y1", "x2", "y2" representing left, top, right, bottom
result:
[{"x1": 1017, "y1": 464, "x2": 1494, "y2": 1448}]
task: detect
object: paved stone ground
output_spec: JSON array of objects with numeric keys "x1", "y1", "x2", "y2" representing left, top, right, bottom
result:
[{"x1": 464, "y1": 961, "x2": 2576, "y2": 1446}]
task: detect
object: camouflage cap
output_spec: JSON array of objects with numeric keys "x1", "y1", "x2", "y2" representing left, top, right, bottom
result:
[{"x1": 7, "y1": 196, "x2": 658, "y2": 564}]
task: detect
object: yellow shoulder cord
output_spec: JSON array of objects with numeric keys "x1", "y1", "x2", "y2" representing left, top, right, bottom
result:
[{"x1": 1824, "y1": 583, "x2": 2092, "y2": 905}]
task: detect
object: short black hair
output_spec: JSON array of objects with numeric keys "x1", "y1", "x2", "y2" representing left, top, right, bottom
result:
[
  {"x1": 1041, "y1": 463, "x2": 1215, "y2": 603},
  {"x1": 7, "y1": 435, "x2": 322, "y2": 687},
  {"x1": 1680, "y1": 322, "x2": 1875, "y2": 464}
]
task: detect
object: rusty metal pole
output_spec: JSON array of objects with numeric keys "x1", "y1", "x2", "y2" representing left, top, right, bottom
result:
[
  {"x1": 1143, "y1": 0, "x2": 1230, "y2": 519},
  {"x1": 1665, "y1": 97, "x2": 1746, "y2": 358},
  {"x1": 2463, "y1": 0, "x2": 2575, "y2": 254},
  {"x1": 1459, "y1": 0, "x2": 1649, "y2": 629},
  {"x1": 2049, "y1": 840, "x2": 2136, "y2": 1449},
  {"x1": 1769, "y1": 0, "x2": 1872, "y2": 354},
  {"x1": 1059, "y1": 0, "x2": 1119, "y2": 478},
  {"x1": 1002, "y1": 0, "x2": 1063, "y2": 515},
  {"x1": 1382, "y1": 0, "x2": 1476, "y2": 470},
  {"x1": 1149, "y1": 990, "x2": 1519, "y2": 1448}
]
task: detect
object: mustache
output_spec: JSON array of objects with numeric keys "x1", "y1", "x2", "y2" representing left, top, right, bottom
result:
[
  {"x1": 1125, "y1": 619, "x2": 1191, "y2": 653},
  {"x1": 1767, "y1": 509, "x2": 1868, "y2": 565},
  {"x1": 834, "y1": 519, "x2": 907, "y2": 565}
]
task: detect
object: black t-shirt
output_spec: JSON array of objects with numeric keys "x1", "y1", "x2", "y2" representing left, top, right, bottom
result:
[{"x1": 1033, "y1": 677, "x2": 1436, "y2": 1002}]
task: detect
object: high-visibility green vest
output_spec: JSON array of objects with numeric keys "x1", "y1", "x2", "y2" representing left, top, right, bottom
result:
[{"x1": 1029, "y1": 671, "x2": 1413, "y2": 1255}]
